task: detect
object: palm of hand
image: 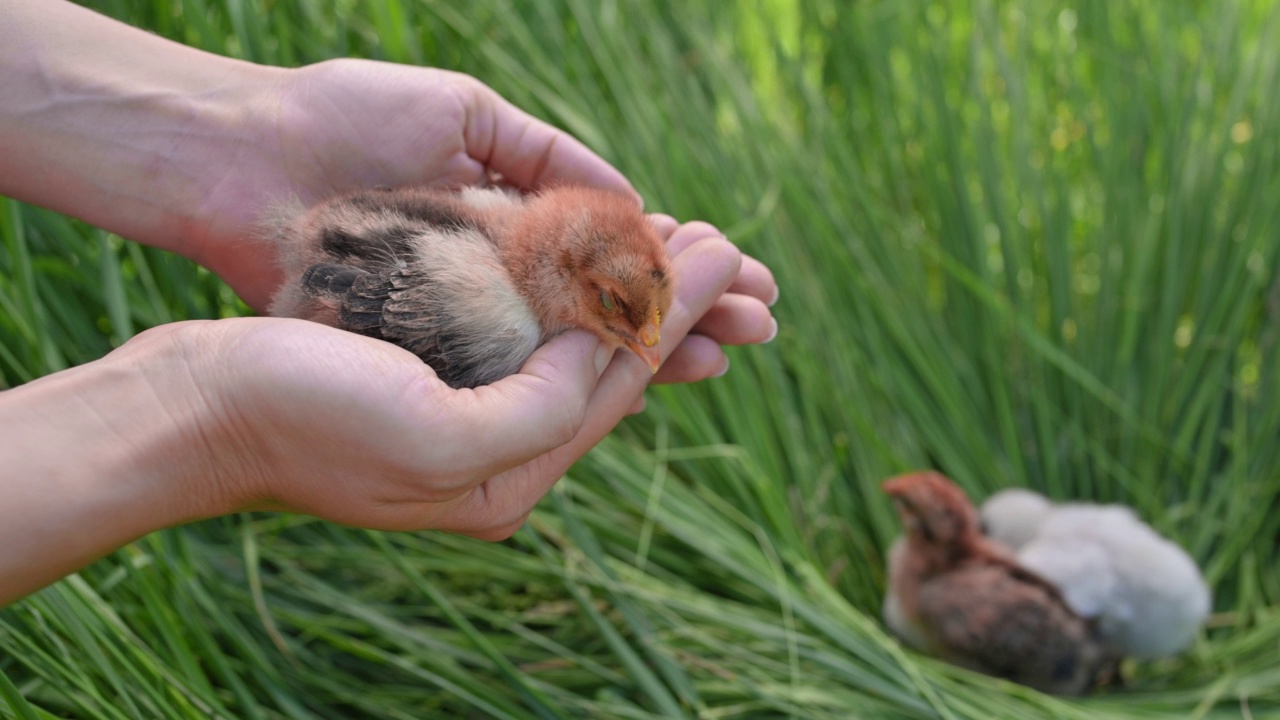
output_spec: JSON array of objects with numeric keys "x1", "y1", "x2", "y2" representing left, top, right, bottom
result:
[{"x1": 199, "y1": 317, "x2": 528, "y2": 530}]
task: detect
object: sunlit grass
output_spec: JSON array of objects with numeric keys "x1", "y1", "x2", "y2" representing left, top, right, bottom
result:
[{"x1": 3, "y1": 1, "x2": 1279, "y2": 718}]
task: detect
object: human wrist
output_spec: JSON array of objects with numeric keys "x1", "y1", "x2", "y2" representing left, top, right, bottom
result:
[
  {"x1": 99, "y1": 322, "x2": 268, "y2": 519},
  {"x1": 0, "y1": 323, "x2": 244, "y2": 603},
  {"x1": 0, "y1": 0, "x2": 285, "y2": 260}
]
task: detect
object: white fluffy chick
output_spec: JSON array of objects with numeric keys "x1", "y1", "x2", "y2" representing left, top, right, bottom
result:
[
  {"x1": 978, "y1": 488, "x2": 1054, "y2": 550},
  {"x1": 979, "y1": 489, "x2": 1210, "y2": 660}
]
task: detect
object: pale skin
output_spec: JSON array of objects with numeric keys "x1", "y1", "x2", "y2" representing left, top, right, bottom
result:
[{"x1": 0, "y1": 0, "x2": 779, "y2": 605}]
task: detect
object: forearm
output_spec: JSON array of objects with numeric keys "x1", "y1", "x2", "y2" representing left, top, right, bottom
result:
[
  {"x1": 0, "y1": 0, "x2": 282, "y2": 259},
  {"x1": 0, "y1": 327, "x2": 233, "y2": 605}
]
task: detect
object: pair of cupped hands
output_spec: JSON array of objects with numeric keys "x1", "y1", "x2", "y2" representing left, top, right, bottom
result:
[{"x1": 101, "y1": 61, "x2": 777, "y2": 539}]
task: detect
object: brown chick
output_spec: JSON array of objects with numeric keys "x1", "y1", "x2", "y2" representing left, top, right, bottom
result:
[
  {"x1": 882, "y1": 471, "x2": 1116, "y2": 696},
  {"x1": 265, "y1": 184, "x2": 673, "y2": 389}
]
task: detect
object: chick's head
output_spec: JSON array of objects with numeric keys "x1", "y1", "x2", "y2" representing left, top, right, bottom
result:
[
  {"x1": 522, "y1": 187, "x2": 674, "y2": 371},
  {"x1": 882, "y1": 471, "x2": 981, "y2": 547},
  {"x1": 979, "y1": 488, "x2": 1054, "y2": 550}
]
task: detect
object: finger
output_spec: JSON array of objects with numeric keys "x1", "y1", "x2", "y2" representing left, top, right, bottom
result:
[
  {"x1": 627, "y1": 395, "x2": 647, "y2": 415},
  {"x1": 666, "y1": 221, "x2": 725, "y2": 256},
  {"x1": 690, "y1": 293, "x2": 777, "y2": 346},
  {"x1": 462, "y1": 82, "x2": 638, "y2": 200},
  {"x1": 428, "y1": 330, "x2": 608, "y2": 481},
  {"x1": 664, "y1": 225, "x2": 778, "y2": 305},
  {"x1": 475, "y1": 237, "x2": 742, "y2": 510},
  {"x1": 730, "y1": 254, "x2": 779, "y2": 306},
  {"x1": 647, "y1": 213, "x2": 679, "y2": 241},
  {"x1": 651, "y1": 334, "x2": 728, "y2": 384}
]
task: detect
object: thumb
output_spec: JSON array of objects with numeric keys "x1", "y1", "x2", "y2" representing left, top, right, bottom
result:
[{"x1": 439, "y1": 330, "x2": 613, "y2": 478}]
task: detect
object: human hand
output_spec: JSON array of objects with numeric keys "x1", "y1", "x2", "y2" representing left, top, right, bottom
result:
[
  {"x1": 1, "y1": 1, "x2": 776, "y2": 385},
  {"x1": 150, "y1": 222, "x2": 744, "y2": 538},
  {"x1": 184, "y1": 60, "x2": 777, "y2": 383},
  {"x1": 185, "y1": 60, "x2": 638, "y2": 309},
  {"x1": 0, "y1": 4, "x2": 778, "y2": 602},
  {"x1": 0, "y1": 220, "x2": 744, "y2": 603}
]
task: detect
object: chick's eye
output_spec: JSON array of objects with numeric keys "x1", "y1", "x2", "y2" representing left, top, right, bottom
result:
[{"x1": 600, "y1": 290, "x2": 621, "y2": 313}]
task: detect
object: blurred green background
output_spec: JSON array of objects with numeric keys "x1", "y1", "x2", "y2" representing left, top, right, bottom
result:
[{"x1": 3, "y1": 1, "x2": 1279, "y2": 718}]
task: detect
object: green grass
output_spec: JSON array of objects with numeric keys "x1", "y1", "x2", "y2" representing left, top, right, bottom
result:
[{"x1": 3, "y1": 0, "x2": 1280, "y2": 717}]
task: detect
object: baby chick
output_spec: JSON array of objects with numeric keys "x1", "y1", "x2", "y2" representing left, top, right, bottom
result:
[
  {"x1": 980, "y1": 489, "x2": 1210, "y2": 660},
  {"x1": 264, "y1": 184, "x2": 673, "y2": 388},
  {"x1": 975, "y1": 488, "x2": 1054, "y2": 550},
  {"x1": 882, "y1": 471, "x2": 1116, "y2": 696}
]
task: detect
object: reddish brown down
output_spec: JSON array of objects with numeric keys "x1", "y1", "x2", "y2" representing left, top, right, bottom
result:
[{"x1": 499, "y1": 186, "x2": 673, "y2": 371}]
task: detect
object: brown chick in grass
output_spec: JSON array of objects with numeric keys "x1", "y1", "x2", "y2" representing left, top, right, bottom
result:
[
  {"x1": 882, "y1": 471, "x2": 1117, "y2": 696},
  {"x1": 265, "y1": 184, "x2": 673, "y2": 389}
]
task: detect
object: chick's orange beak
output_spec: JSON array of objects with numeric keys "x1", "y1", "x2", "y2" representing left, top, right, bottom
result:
[{"x1": 624, "y1": 315, "x2": 662, "y2": 373}]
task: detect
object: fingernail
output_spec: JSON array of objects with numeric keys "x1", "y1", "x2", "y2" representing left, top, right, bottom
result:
[
  {"x1": 714, "y1": 357, "x2": 731, "y2": 377},
  {"x1": 595, "y1": 344, "x2": 614, "y2": 375},
  {"x1": 763, "y1": 318, "x2": 778, "y2": 344},
  {"x1": 768, "y1": 286, "x2": 780, "y2": 307}
]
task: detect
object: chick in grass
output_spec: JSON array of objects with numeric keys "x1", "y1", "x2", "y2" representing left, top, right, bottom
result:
[
  {"x1": 881, "y1": 472, "x2": 1118, "y2": 696},
  {"x1": 980, "y1": 488, "x2": 1210, "y2": 661},
  {"x1": 264, "y1": 184, "x2": 673, "y2": 389}
]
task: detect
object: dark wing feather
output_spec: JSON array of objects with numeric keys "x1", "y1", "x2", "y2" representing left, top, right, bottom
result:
[
  {"x1": 298, "y1": 262, "x2": 491, "y2": 389},
  {"x1": 344, "y1": 189, "x2": 483, "y2": 234},
  {"x1": 344, "y1": 267, "x2": 457, "y2": 384},
  {"x1": 300, "y1": 263, "x2": 368, "y2": 301},
  {"x1": 917, "y1": 564, "x2": 1108, "y2": 696},
  {"x1": 338, "y1": 272, "x2": 395, "y2": 337},
  {"x1": 375, "y1": 270, "x2": 477, "y2": 389},
  {"x1": 314, "y1": 189, "x2": 484, "y2": 270}
]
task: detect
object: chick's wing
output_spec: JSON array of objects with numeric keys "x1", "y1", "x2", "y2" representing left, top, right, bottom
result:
[{"x1": 917, "y1": 564, "x2": 1106, "y2": 695}]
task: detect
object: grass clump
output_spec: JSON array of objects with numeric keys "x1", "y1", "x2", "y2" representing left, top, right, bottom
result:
[{"x1": 3, "y1": 1, "x2": 1280, "y2": 718}]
